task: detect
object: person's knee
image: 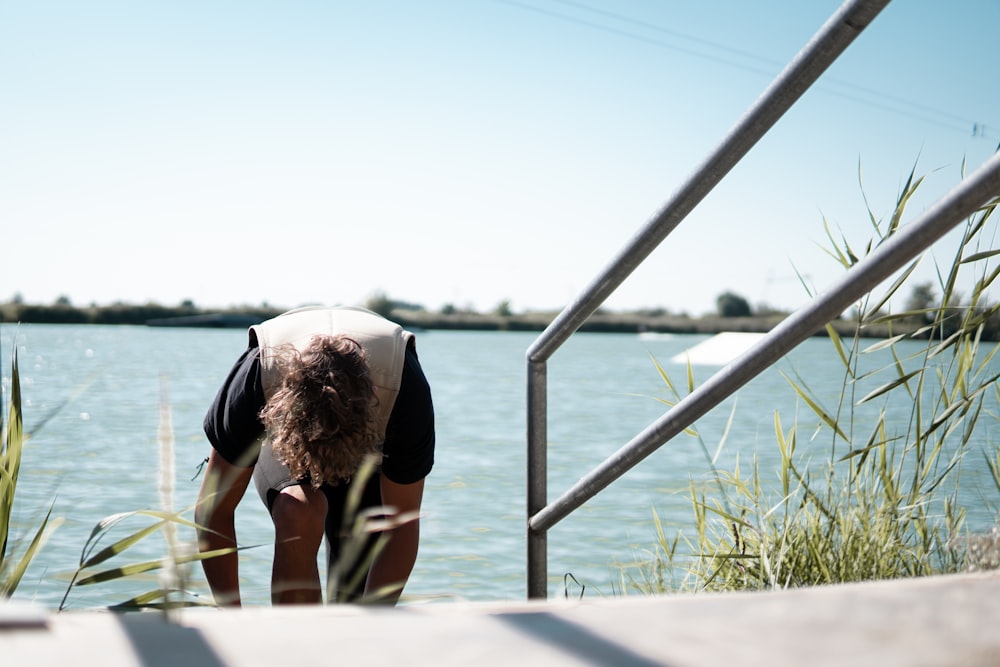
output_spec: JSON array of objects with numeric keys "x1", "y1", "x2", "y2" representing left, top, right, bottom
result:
[{"x1": 271, "y1": 485, "x2": 328, "y2": 544}]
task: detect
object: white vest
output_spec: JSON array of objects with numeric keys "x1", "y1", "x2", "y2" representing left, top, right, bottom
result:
[{"x1": 250, "y1": 305, "x2": 414, "y2": 440}]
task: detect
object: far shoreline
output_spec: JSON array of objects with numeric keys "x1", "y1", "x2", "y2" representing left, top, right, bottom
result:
[{"x1": 1, "y1": 300, "x2": 914, "y2": 340}]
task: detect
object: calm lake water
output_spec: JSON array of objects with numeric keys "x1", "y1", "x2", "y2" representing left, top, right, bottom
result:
[{"x1": 2, "y1": 323, "x2": 998, "y2": 609}]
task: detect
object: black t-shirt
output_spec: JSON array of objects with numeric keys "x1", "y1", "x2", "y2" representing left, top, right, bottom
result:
[{"x1": 203, "y1": 344, "x2": 435, "y2": 485}]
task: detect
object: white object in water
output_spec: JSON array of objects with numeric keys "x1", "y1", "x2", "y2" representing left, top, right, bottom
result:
[
  {"x1": 671, "y1": 331, "x2": 766, "y2": 366},
  {"x1": 637, "y1": 331, "x2": 674, "y2": 341}
]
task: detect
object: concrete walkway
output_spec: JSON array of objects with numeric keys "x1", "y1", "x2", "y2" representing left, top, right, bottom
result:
[{"x1": 3, "y1": 570, "x2": 999, "y2": 666}]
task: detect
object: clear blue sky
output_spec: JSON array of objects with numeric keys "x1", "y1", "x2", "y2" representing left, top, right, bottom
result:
[{"x1": 2, "y1": 1, "x2": 998, "y2": 316}]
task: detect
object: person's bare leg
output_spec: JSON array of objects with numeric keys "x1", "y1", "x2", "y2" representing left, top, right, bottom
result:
[{"x1": 270, "y1": 484, "x2": 327, "y2": 604}]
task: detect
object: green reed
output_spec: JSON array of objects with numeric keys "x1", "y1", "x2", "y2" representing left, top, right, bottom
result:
[
  {"x1": 1, "y1": 347, "x2": 62, "y2": 598},
  {"x1": 627, "y1": 164, "x2": 1000, "y2": 594}
]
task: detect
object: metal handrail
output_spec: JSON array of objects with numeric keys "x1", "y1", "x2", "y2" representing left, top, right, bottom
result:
[
  {"x1": 525, "y1": 0, "x2": 978, "y2": 599},
  {"x1": 533, "y1": 153, "x2": 1000, "y2": 532}
]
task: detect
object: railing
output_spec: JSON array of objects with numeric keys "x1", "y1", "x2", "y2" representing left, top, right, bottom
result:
[{"x1": 525, "y1": 0, "x2": 1000, "y2": 599}]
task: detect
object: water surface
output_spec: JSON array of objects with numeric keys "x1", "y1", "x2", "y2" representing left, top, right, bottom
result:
[{"x1": 2, "y1": 324, "x2": 996, "y2": 608}]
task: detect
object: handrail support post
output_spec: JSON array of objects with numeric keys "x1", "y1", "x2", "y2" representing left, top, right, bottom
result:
[{"x1": 526, "y1": 357, "x2": 548, "y2": 598}]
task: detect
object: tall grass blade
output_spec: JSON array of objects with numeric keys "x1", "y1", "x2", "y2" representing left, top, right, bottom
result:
[
  {"x1": 863, "y1": 260, "x2": 920, "y2": 321},
  {"x1": 1, "y1": 346, "x2": 62, "y2": 598},
  {"x1": 886, "y1": 167, "x2": 923, "y2": 235},
  {"x1": 108, "y1": 590, "x2": 211, "y2": 611},
  {"x1": 1, "y1": 349, "x2": 24, "y2": 564},
  {"x1": 986, "y1": 449, "x2": 1000, "y2": 493},
  {"x1": 780, "y1": 371, "x2": 849, "y2": 443},
  {"x1": 72, "y1": 546, "x2": 247, "y2": 587},
  {"x1": 824, "y1": 323, "x2": 851, "y2": 373},
  {"x1": 862, "y1": 334, "x2": 909, "y2": 353},
  {"x1": 156, "y1": 374, "x2": 181, "y2": 617},
  {"x1": 80, "y1": 520, "x2": 167, "y2": 570},
  {"x1": 821, "y1": 217, "x2": 853, "y2": 269},
  {"x1": 648, "y1": 354, "x2": 697, "y2": 436},
  {"x1": 961, "y1": 249, "x2": 1000, "y2": 264},
  {"x1": 856, "y1": 370, "x2": 921, "y2": 405},
  {"x1": 0, "y1": 506, "x2": 61, "y2": 597},
  {"x1": 77, "y1": 509, "x2": 203, "y2": 567}
]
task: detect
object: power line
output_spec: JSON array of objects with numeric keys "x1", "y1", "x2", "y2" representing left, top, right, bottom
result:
[
  {"x1": 555, "y1": 0, "x2": 992, "y2": 136},
  {"x1": 494, "y1": 0, "x2": 997, "y2": 142},
  {"x1": 550, "y1": 0, "x2": 780, "y2": 70},
  {"x1": 495, "y1": 0, "x2": 780, "y2": 79}
]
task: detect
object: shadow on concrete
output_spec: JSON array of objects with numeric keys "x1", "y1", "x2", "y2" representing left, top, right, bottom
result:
[
  {"x1": 116, "y1": 613, "x2": 228, "y2": 667},
  {"x1": 493, "y1": 610, "x2": 673, "y2": 667}
]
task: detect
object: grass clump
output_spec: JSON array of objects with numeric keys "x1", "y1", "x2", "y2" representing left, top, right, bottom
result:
[{"x1": 629, "y1": 164, "x2": 1000, "y2": 594}]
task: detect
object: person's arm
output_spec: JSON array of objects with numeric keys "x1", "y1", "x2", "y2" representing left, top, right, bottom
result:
[
  {"x1": 195, "y1": 449, "x2": 254, "y2": 607},
  {"x1": 364, "y1": 475, "x2": 424, "y2": 605}
]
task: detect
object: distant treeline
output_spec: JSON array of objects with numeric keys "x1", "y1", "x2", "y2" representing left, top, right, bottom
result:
[
  {"x1": 0, "y1": 298, "x2": 785, "y2": 333},
  {"x1": 0, "y1": 300, "x2": 283, "y2": 327},
  {"x1": 4, "y1": 298, "x2": 1000, "y2": 340}
]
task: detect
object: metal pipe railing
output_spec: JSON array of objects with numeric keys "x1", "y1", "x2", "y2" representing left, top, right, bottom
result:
[
  {"x1": 526, "y1": 0, "x2": 892, "y2": 599},
  {"x1": 531, "y1": 150, "x2": 1000, "y2": 535}
]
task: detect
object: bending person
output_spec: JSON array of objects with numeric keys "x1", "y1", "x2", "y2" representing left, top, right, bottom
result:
[{"x1": 195, "y1": 305, "x2": 435, "y2": 605}]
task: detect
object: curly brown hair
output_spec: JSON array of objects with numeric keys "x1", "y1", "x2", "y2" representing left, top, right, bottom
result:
[{"x1": 259, "y1": 335, "x2": 380, "y2": 488}]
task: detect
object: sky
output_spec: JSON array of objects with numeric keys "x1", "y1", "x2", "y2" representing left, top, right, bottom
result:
[{"x1": 2, "y1": 0, "x2": 998, "y2": 317}]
